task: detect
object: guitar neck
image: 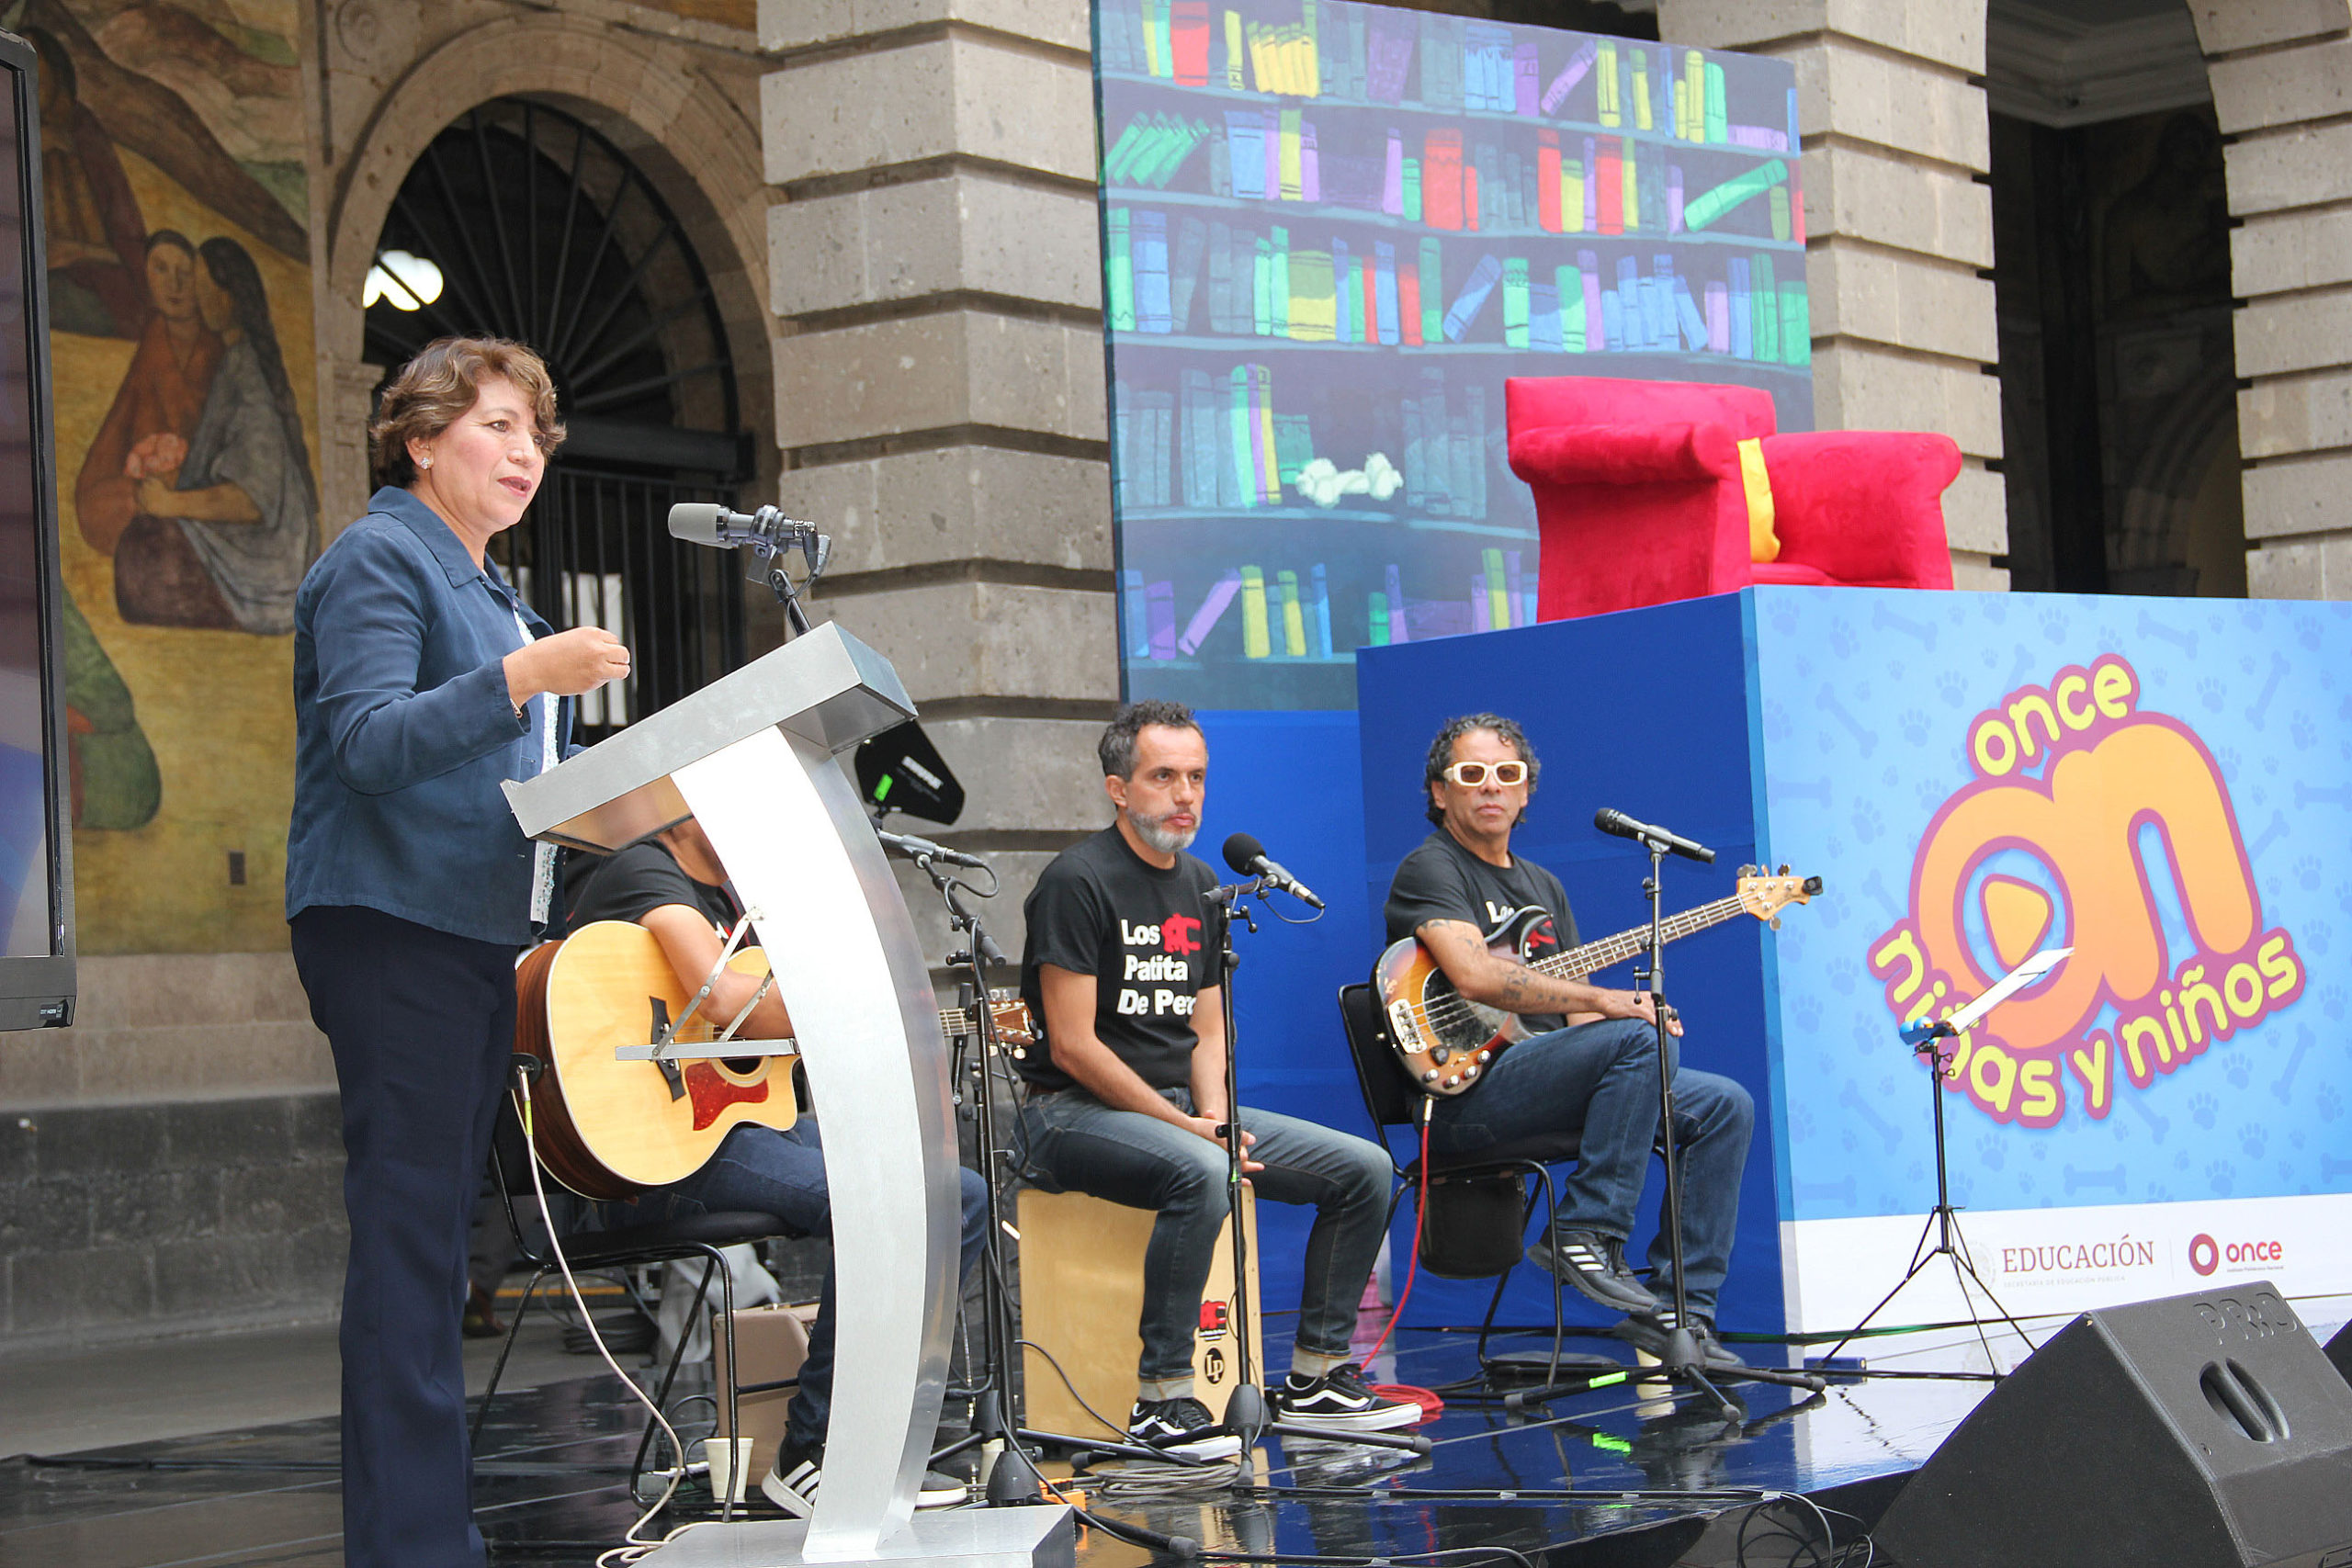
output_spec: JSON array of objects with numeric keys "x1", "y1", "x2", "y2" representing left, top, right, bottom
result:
[{"x1": 1524, "y1": 893, "x2": 1752, "y2": 982}]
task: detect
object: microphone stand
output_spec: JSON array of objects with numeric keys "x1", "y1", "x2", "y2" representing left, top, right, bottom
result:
[
  {"x1": 901, "y1": 852, "x2": 1198, "y2": 1504},
  {"x1": 1201, "y1": 878, "x2": 1432, "y2": 1464},
  {"x1": 1506, "y1": 837, "x2": 1823, "y2": 1416}
]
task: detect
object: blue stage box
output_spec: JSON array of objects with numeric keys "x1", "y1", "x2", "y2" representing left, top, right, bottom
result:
[{"x1": 1357, "y1": 587, "x2": 2352, "y2": 1347}]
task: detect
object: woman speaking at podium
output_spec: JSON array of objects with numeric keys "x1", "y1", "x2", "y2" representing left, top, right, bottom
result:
[{"x1": 283, "y1": 338, "x2": 628, "y2": 1568}]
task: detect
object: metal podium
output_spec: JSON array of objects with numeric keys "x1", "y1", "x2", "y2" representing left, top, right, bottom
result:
[{"x1": 503, "y1": 623, "x2": 1074, "y2": 1568}]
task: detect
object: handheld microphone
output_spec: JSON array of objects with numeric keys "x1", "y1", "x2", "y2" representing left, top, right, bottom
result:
[
  {"x1": 1222, "y1": 832, "x2": 1325, "y2": 909},
  {"x1": 876, "y1": 828, "x2": 989, "y2": 871},
  {"x1": 1592, "y1": 807, "x2": 1716, "y2": 863},
  {"x1": 667, "y1": 502, "x2": 825, "y2": 565}
]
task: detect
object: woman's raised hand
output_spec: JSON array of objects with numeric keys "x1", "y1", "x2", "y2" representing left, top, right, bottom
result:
[{"x1": 505, "y1": 625, "x2": 630, "y2": 704}]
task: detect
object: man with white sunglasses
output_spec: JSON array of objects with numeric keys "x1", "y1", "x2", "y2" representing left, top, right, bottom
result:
[{"x1": 1382, "y1": 713, "x2": 1756, "y2": 1370}]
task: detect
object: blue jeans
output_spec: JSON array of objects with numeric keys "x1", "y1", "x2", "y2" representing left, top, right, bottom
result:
[
  {"x1": 652, "y1": 1120, "x2": 989, "y2": 1452},
  {"x1": 1017, "y1": 1087, "x2": 1392, "y2": 1396},
  {"x1": 1428, "y1": 1018, "x2": 1753, "y2": 1321}
]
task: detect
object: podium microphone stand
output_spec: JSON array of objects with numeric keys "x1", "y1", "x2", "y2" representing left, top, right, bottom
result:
[{"x1": 1812, "y1": 946, "x2": 2071, "y2": 1380}]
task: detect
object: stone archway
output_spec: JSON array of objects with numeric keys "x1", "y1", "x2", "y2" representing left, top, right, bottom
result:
[{"x1": 314, "y1": 11, "x2": 771, "y2": 529}]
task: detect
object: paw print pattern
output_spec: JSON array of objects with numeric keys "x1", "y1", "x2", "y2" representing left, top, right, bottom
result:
[
  {"x1": 2174, "y1": 1150, "x2": 2191, "y2": 1172},
  {"x1": 1829, "y1": 960, "x2": 1860, "y2": 997},
  {"x1": 2031, "y1": 1143, "x2": 2050, "y2": 1162},
  {"x1": 2338, "y1": 880, "x2": 2352, "y2": 918},
  {"x1": 2144, "y1": 1183, "x2": 2172, "y2": 1202},
  {"x1": 1764, "y1": 700, "x2": 1792, "y2": 741},
  {"x1": 1976, "y1": 1134, "x2": 2006, "y2": 1172},
  {"x1": 2198, "y1": 678, "x2": 2226, "y2": 714},
  {"x1": 1768, "y1": 598, "x2": 1801, "y2": 637},
  {"x1": 2317, "y1": 1086, "x2": 2343, "y2": 1122},
  {"x1": 1841, "y1": 1127, "x2": 1860, "y2": 1154},
  {"x1": 1901, "y1": 709, "x2": 1930, "y2": 746},
  {"x1": 2239, "y1": 1123, "x2": 2267, "y2": 1159},
  {"x1": 1852, "y1": 801, "x2": 1885, "y2": 844},
  {"x1": 2217, "y1": 746, "x2": 2242, "y2": 776},
  {"x1": 1936, "y1": 670, "x2": 1969, "y2": 707},
  {"x1": 2324, "y1": 984, "x2": 2347, "y2": 1022},
  {"x1": 2041, "y1": 608, "x2": 2069, "y2": 643},
  {"x1": 2303, "y1": 921, "x2": 2332, "y2": 958},
  {"x1": 1791, "y1": 1103, "x2": 1815, "y2": 1142},
  {"x1": 2292, "y1": 713, "x2": 2317, "y2": 751},
  {"x1": 1792, "y1": 994, "x2": 1823, "y2": 1032},
  {"x1": 1829, "y1": 619, "x2": 1859, "y2": 660},
  {"x1": 2190, "y1": 1093, "x2": 2218, "y2": 1130},
  {"x1": 2207, "y1": 1161, "x2": 2234, "y2": 1197},
  {"x1": 1917, "y1": 780, "x2": 1947, "y2": 813},
  {"x1": 2296, "y1": 855, "x2": 2324, "y2": 891},
  {"x1": 2226, "y1": 1056, "x2": 2252, "y2": 1089}
]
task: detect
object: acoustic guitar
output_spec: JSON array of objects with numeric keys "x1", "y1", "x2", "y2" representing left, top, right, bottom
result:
[
  {"x1": 1373, "y1": 866, "x2": 1820, "y2": 1096},
  {"x1": 515, "y1": 919, "x2": 1032, "y2": 1200}
]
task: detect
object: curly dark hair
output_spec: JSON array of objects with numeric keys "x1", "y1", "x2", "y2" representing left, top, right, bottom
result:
[
  {"x1": 1422, "y1": 712, "x2": 1538, "y2": 825},
  {"x1": 1099, "y1": 698, "x2": 1202, "y2": 778}
]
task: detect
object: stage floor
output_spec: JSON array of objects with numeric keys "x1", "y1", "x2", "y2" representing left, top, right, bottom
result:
[{"x1": 0, "y1": 1315, "x2": 2030, "y2": 1568}]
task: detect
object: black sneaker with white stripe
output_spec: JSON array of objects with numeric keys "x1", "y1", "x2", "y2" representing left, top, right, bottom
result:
[
  {"x1": 1267, "y1": 1362, "x2": 1420, "y2": 1431},
  {"x1": 1525, "y1": 1229, "x2": 1657, "y2": 1314},
  {"x1": 759, "y1": 1442, "x2": 969, "y2": 1517},
  {"x1": 1126, "y1": 1395, "x2": 1242, "y2": 1460},
  {"x1": 1613, "y1": 1306, "x2": 1748, "y2": 1371}
]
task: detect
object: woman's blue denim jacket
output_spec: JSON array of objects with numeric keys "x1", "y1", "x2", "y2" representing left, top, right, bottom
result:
[{"x1": 286, "y1": 486, "x2": 571, "y2": 945}]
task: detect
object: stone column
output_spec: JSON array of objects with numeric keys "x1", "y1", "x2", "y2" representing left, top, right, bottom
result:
[
  {"x1": 759, "y1": 1, "x2": 1112, "y2": 959},
  {"x1": 1657, "y1": 0, "x2": 2008, "y2": 588},
  {"x1": 2195, "y1": 0, "x2": 2352, "y2": 598}
]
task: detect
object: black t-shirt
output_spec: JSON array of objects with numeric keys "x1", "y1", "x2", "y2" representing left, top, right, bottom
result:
[
  {"x1": 1384, "y1": 829, "x2": 1582, "y2": 1034},
  {"x1": 1019, "y1": 825, "x2": 1226, "y2": 1093},
  {"x1": 566, "y1": 840, "x2": 738, "y2": 935}
]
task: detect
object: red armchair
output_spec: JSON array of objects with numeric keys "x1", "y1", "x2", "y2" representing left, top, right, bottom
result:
[{"x1": 1505, "y1": 377, "x2": 1962, "y2": 621}]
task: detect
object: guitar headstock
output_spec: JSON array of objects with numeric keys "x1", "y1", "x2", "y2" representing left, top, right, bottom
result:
[
  {"x1": 1736, "y1": 863, "x2": 1824, "y2": 930},
  {"x1": 989, "y1": 998, "x2": 1037, "y2": 1048}
]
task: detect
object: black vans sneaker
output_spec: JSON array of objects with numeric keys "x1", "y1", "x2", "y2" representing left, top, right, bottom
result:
[
  {"x1": 1526, "y1": 1229, "x2": 1657, "y2": 1314},
  {"x1": 1267, "y1": 1363, "x2": 1420, "y2": 1431},
  {"x1": 1126, "y1": 1396, "x2": 1242, "y2": 1460}
]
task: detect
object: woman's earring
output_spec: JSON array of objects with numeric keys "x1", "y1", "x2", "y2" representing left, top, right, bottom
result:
[{"x1": 420, "y1": 457, "x2": 433, "y2": 469}]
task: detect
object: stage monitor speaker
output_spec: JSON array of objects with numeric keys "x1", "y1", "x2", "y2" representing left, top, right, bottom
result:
[
  {"x1": 2328, "y1": 1320, "x2": 2351, "y2": 1387},
  {"x1": 1874, "y1": 1281, "x2": 2352, "y2": 1568}
]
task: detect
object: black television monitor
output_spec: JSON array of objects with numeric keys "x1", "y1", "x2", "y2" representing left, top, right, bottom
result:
[{"x1": 0, "y1": 30, "x2": 74, "y2": 1029}]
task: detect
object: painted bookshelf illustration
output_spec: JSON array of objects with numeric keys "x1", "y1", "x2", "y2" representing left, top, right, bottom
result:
[{"x1": 1096, "y1": 0, "x2": 1811, "y2": 709}]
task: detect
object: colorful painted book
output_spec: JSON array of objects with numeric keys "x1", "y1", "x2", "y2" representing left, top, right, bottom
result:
[
  {"x1": 1147, "y1": 580, "x2": 1176, "y2": 660},
  {"x1": 1169, "y1": 215, "x2": 1205, "y2": 334},
  {"x1": 1239, "y1": 566, "x2": 1271, "y2": 659},
  {"x1": 1374, "y1": 241, "x2": 1400, "y2": 346},
  {"x1": 1170, "y1": 1, "x2": 1209, "y2": 85},
  {"x1": 1179, "y1": 570, "x2": 1241, "y2": 656},
  {"x1": 1276, "y1": 570, "x2": 1306, "y2": 657},
  {"x1": 1422, "y1": 129, "x2": 1464, "y2": 231},
  {"x1": 1500, "y1": 257, "x2": 1530, "y2": 349},
  {"x1": 1107, "y1": 209, "x2": 1136, "y2": 332},
  {"x1": 1543, "y1": 38, "x2": 1599, "y2": 115},
  {"x1": 1134, "y1": 209, "x2": 1170, "y2": 333},
  {"x1": 1418, "y1": 236, "x2": 1443, "y2": 344}
]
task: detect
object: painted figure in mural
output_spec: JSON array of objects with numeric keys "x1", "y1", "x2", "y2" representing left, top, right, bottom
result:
[
  {"x1": 119, "y1": 236, "x2": 318, "y2": 632},
  {"x1": 74, "y1": 230, "x2": 222, "y2": 553},
  {"x1": 26, "y1": 27, "x2": 150, "y2": 340}
]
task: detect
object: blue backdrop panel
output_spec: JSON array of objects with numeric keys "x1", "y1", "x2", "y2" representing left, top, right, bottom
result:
[
  {"x1": 1193, "y1": 708, "x2": 1382, "y2": 1325},
  {"x1": 1353, "y1": 594, "x2": 1787, "y2": 1334},
  {"x1": 1756, "y1": 589, "x2": 2343, "y2": 1219}
]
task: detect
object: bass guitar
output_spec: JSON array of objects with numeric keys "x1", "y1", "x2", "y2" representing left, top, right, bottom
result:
[
  {"x1": 1374, "y1": 865, "x2": 1820, "y2": 1095},
  {"x1": 515, "y1": 919, "x2": 1033, "y2": 1199}
]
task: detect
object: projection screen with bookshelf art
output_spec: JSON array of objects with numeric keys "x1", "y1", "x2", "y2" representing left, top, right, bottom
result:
[{"x1": 1097, "y1": 1, "x2": 1812, "y2": 710}]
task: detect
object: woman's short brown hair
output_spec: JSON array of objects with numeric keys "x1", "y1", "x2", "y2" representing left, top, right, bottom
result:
[{"x1": 368, "y1": 336, "x2": 565, "y2": 488}]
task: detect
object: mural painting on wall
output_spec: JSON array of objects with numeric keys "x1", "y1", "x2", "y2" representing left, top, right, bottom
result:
[{"x1": 15, "y1": 0, "x2": 317, "y2": 953}]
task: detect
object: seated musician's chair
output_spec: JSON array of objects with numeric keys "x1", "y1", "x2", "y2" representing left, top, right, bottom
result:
[
  {"x1": 472, "y1": 1123, "x2": 800, "y2": 1517},
  {"x1": 1504, "y1": 375, "x2": 1962, "y2": 620},
  {"x1": 1339, "y1": 984, "x2": 1691, "y2": 1378}
]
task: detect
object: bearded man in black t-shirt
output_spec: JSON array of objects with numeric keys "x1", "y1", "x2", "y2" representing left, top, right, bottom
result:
[
  {"x1": 1017, "y1": 700, "x2": 1417, "y2": 1458},
  {"x1": 566, "y1": 818, "x2": 989, "y2": 1517},
  {"x1": 1384, "y1": 714, "x2": 1756, "y2": 1371}
]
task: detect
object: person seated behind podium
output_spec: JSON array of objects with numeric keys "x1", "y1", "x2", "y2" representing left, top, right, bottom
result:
[
  {"x1": 1383, "y1": 714, "x2": 1756, "y2": 1369},
  {"x1": 565, "y1": 817, "x2": 989, "y2": 1516},
  {"x1": 1015, "y1": 700, "x2": 1419, "y2": 1459}
]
